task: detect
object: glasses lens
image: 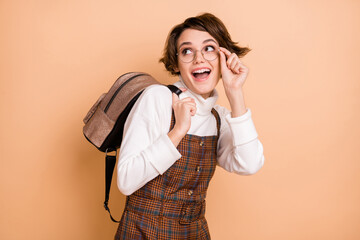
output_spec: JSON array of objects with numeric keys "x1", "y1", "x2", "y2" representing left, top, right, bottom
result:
[
  {"x1": 182, "y1": 53, "x2": 193, "y2": 63},
  {"x1": 202, "y1": 45, "x2": 218, "y2": 61},
  {"x1": 178, "y1": 49, "x2": 194, "y2": 63},
  {"x1": 203, "y1": 51, "x2": 218, "y2": 61}
]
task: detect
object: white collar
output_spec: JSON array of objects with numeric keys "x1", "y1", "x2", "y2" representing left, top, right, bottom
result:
[{"x1": 173, "y1": 76, "x2": 218, "y2": 116}]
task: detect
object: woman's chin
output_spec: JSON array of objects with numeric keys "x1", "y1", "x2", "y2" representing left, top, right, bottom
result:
[{"x1": 193, "y1": 88, "x2": 213, "y2": 98}]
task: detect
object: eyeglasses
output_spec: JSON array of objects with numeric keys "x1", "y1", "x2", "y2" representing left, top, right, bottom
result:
[{"x1": 177, "y1": 45, "x2": 219, "y2": 63}]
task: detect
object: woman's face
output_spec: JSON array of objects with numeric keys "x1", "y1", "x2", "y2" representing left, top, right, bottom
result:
[{"x1": 175, "y1": 29, "x2": 220, "y2": 99}]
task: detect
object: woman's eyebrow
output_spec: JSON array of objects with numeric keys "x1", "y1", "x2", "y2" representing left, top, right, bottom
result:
[
  {"x1": 203, "y1": 39, "x2": 217, "y2": 44},
  {"x1": 178, "y1": 42, "x2": 191, "y2": 49}
]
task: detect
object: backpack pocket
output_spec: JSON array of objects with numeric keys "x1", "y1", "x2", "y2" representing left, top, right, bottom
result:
[
  {"x1": 83, "y1": 93, "x2": 106, "y2": 124},
  {"x1": 83, "y1": 105, "x2": 114, "y2": 149}
]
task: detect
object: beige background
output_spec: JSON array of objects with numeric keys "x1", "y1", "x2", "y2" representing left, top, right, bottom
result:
[{"x1": 1, "y1": 0, "x2": 359, "y2": 239}]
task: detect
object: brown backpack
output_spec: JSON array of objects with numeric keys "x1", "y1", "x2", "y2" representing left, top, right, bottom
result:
[{"x1": 83, "y1": 72, "x2": 181, "y2": 222}]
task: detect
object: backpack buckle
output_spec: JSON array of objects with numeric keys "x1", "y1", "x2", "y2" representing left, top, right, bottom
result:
[{"x1": 105, "y1": 148, "x2": 117, "y2": 157}]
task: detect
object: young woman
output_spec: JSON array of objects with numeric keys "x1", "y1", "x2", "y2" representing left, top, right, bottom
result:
[{"x1": 115, "y1": 13, "x2": 264, "y2": 239}]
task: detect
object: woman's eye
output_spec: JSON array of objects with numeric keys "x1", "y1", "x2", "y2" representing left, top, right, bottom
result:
[
  {"x1": 181, "y1": 48, "x2": 193, "y2": 55},
  {"x1": 204, "y1": 45, "x2": 215, "y2": 52}
]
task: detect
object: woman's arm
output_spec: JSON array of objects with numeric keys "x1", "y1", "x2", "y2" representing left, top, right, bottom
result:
[
  {"x1": 216, "y1": 47, "x2": 264, "y2": 174},
  {"x1": 117, "y1": 85, "x2": 181, "y2": 195},
  {"x1": 215, "y1": 106, "x2": 264, "y2": 174},
  {"x1": 219, "y1": 47, "x2": 248, "y2": 117}
]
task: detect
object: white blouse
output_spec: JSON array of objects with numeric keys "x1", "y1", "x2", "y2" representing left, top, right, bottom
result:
[{"x1": 117, "y1": 79, "x2": 265, "y2": 196}]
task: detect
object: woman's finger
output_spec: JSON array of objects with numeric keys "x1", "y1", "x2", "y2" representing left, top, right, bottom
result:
[
  {"x1": 189, "y1": 105, "x2": 197, "y2": 116},
  {"x1": 238, "y1": 61, "x2": 249, "y2": 74},
  {"x1": 227, "y1": 53, "x2": 238, "y2": 69},
  {"x1": 179, "y1": 101, "x2": 196, "y2": 109},
  {"x1": 229, "y1": 61, "x2": 239, "y2": 74},
  {"x1": 233, "y1": 61, "x2": 242, "y2": 74},
  {"x1": 180, "y1": 97, "x2": 195, "y2": 103},
  {"x1": 219, "y1": 47, "x2": 232, "y2": 57},
  {"x1": 219, "y1": 50, "x2": 228, "y2": 73},
  {"x1": 173, "y1": 97, "x2": 196, "y2": 109},
  {"x1": 229, "y1": 57, "x2": 239, "y2": 71}
]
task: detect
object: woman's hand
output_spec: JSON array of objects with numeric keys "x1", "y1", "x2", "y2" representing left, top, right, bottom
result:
[
  {"x1": 167, "y1": 90, "x2": 196, "y2": 147},
  {"x1": 219, "y1": 47, "x2": 248, "y2": 117},
  {"x1": 219, "y1": 47, "x2": 249, "y2": 92}
]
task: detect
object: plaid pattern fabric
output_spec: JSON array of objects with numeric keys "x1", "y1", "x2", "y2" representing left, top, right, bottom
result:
[{"x1": 115, "y1": 109, "x2": 220, "y2": 240}]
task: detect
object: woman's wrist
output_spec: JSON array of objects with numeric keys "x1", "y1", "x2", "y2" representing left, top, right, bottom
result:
[
  {"x1": 167, "y1": 126, "x2": 186, "y2": 147},
  {"x1": 225, "y1": 88, "x2": 247, "y2": 118}
]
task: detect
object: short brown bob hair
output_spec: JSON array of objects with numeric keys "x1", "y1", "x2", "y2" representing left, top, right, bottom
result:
[{"x1": 159, "y1": 13, "x2": 251, "y2": 75}]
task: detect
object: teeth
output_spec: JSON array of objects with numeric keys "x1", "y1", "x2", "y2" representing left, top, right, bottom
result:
[{"x1": 193, "y1": 69, "x2": 210, "y2": 74}]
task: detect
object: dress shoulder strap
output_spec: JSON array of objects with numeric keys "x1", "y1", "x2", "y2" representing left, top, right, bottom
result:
[{"x1": 210, "y1": 108, "x2": 221, "y2": 137}]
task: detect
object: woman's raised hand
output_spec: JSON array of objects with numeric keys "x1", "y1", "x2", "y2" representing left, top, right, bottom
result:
[
  {"x1": 219, "y1": 47, "x2": 249, "y2": 94},
  {"x1": 219, "y1": 47, "x2": 248, "y2": 117},
  {"x1": 167, "y1": 89, "x2": 196, "y2": 147}
]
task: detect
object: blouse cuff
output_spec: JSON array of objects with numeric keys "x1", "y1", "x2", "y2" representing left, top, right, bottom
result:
[
  {"x1": 146, "y1": 134, "x2": 181, "y2": 174},
  {"x1": 225, "y1": 109, "x2": 258, "y2": 146}
]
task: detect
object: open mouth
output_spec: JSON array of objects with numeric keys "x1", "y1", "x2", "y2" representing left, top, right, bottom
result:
[{"x1": 192, "y1": 68, "x2": 211, "y2": 79}]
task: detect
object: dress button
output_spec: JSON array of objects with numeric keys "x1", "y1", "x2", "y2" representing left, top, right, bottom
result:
[
  {"x1": 196, "y1": 166, "x2": 201, "y2": 172},
  {"x1": 188, "y1": 190, "x2": 193, "y2": 196},
  {"x1": 199, "y1": 141, "x2": 204, "y2": 146}
]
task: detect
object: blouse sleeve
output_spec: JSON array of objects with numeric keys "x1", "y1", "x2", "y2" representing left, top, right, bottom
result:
[
  {"x1": 116, "y1": 85, "x2": 181, "y2": 196},
  {"x1": 215, "y1": 106, "x2": 265, "y2": 175}
]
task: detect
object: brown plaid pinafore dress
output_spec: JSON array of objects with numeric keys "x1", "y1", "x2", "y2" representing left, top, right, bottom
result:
[{"x1": 115, "y1": 109, "x2": 221, "y2": 240}]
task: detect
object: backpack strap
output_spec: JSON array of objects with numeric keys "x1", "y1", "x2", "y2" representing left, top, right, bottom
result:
[
  {"x1": 104, "y1": 148, "x2": 119, "y2": 222},
  {"x1": 167, "y1": 84, "x2": 182, "y2": 96},
  {"x1": 103, "y1": 84, "x2": 182, "y2": 223}
]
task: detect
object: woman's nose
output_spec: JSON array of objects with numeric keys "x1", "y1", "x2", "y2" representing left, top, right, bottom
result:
[{"x1": 193, "y1": 50, "x2": 206, "y2": 64}]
